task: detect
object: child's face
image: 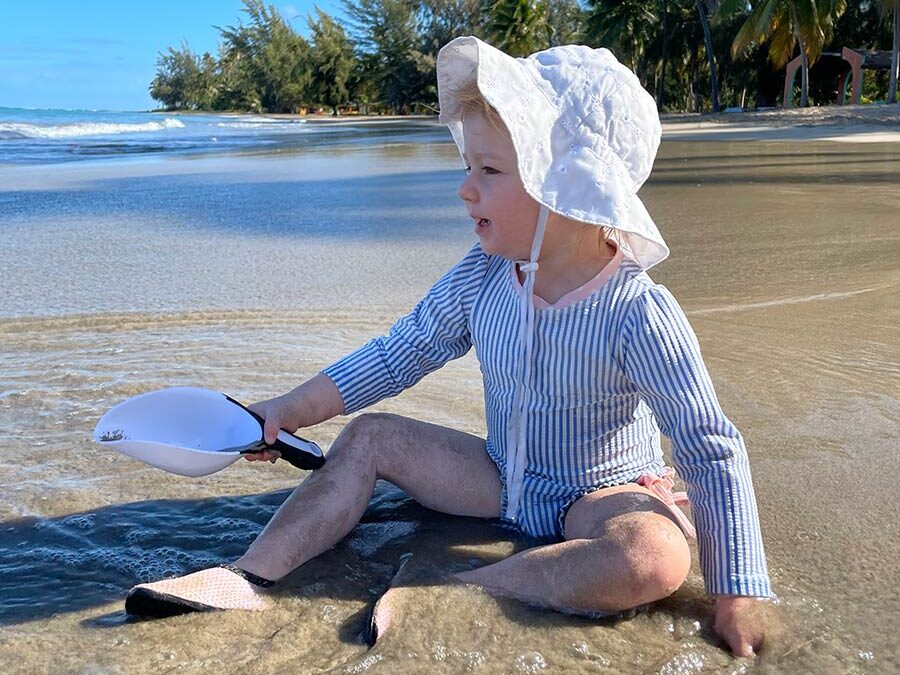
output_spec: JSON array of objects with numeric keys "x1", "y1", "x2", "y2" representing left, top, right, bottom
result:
[{"x1": 458, "y1": 111, "x2": 540, "y2": 259}]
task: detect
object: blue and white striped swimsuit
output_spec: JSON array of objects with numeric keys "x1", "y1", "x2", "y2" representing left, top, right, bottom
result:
[{"x1": 324, "y1": 243, "x2": 772, "y2": 597}]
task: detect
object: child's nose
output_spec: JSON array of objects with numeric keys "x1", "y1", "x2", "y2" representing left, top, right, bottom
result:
[{"x1": 458, "y1": 174, "x2": 477, "y2": 203}]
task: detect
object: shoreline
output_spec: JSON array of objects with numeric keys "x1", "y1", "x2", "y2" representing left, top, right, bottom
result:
[
  {"x1": 660, "y1": 103, "x2": 900, "y2": 142},
  {"x1": 153, "y1": 103, "x2": 900, "y2": 142}
]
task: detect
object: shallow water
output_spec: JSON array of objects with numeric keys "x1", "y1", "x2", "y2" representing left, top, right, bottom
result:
[{"x1": 1, "y1": 130, "x2": 898, "y2": 673}]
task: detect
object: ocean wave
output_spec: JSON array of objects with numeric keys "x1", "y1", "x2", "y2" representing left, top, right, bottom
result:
[{"x1": 0, "y1": 118, "x2": 186, "y2": 140}]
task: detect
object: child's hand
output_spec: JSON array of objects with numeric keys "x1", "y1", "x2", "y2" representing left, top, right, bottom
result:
[
  {"x1": 244, "y1": 393, "x2": 303, "y2": 463},
  {"x1": 713, "y1": 595, "x2": 769, "y2": 657}
]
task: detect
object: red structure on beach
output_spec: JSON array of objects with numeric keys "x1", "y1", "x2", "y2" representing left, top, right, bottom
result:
[{"x1": 784, "y1": 48, "x2": 895, "y2": 107}]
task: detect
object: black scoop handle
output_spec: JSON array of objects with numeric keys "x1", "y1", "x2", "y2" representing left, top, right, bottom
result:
[
  {"x1": 268, "y1": 429, "x2": 326, "y2": 470},
  {"x1": 226, "y1": 395, "x2": 326, "y2": 471}
]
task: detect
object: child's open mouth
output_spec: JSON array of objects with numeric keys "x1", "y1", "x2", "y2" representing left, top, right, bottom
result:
[{"x1": 476, "y1": 218, "x2": 491, "y2": 230}]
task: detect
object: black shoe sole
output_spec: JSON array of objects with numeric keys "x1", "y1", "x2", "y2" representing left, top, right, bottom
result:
[{"x1": 125, "y1": 587, "x2": 217, "y2": 618}]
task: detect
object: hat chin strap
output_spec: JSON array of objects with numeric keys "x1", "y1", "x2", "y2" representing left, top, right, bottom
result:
[{"x1": 504, "y1": 204, "x2": 549, "y2": 521}]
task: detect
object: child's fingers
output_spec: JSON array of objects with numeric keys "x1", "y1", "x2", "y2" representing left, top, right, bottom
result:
[
  {"x1": 263, "y1": 416, "x2": 281, "y2": 446},
  {"x1": 244, "y1": 450, "x2": 278, "y2": 462}
]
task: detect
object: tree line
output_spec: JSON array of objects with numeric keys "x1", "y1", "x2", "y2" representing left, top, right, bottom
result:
[{"x1": 149, "y1": 0, "x2": 900, "y2": 115}]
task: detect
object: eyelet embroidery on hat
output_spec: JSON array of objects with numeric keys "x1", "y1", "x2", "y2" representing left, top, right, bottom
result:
[{"x1": 593, "y1": 159, "x2": 611, "y2": 178}]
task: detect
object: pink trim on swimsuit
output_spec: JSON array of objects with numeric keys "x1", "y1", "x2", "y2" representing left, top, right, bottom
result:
[
  {"x1": 636, "y1": 467, "x2": 697, "y2": 539},
  {"x1": 510, "y1": 245, "x2": 624, "y2": 310}
]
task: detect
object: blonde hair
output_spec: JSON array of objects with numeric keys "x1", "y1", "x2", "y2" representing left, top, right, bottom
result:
[{"x1": 452, "y1": 80, "x2": 506, "y2": 132}]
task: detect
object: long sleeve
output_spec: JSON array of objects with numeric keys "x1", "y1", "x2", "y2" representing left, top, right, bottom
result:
[
  {"x1": 322, "y1": 244, "x2": 488, "y2": 414},
  {"x1": 621, "y1": 284, "x2": 772, "y2": 597}
]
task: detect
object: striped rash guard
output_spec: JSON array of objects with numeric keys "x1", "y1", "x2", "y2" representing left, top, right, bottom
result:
[{"x1": 323, "y1": 242, "x2": 772, "y2": 598}]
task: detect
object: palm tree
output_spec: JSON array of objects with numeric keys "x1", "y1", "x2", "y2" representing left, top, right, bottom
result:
[
  {"x1": 719, "y1": 0, "x2": 846, "y2": 107},
  {"x1": 487, "y1": 0, "x2": 551, "y2": 56},
  {"x1": 583, "y1": 0, "x2": 659, "y2": 76},
  {"x1": 695, "y1": 0, "x2": 720, "y2": 111},
  {"x1": 884, "y1": 0, "x2": 900, "y2": 103}
]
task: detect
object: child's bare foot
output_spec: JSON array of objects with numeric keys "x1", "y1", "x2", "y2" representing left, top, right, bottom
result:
[{"x1": 125, "y1": 564, "x2": 275, "y2": 618}]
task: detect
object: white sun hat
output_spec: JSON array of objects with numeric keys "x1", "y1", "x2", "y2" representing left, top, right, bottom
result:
[{"x1": 437, "y1": 35, "x2": 668, "y2": 269}]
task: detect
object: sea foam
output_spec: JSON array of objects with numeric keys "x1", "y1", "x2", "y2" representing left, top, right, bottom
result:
[{"x1": 0, "y1": 118, "x2": 185, "y2": 140}]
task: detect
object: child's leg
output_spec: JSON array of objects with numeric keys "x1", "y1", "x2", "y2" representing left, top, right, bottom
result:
[
  {"x1": 450, "y1": 484, "x2": 691, "y2": 616},
  {"x1": 127, "y1": 414, "x2": 502, "y2": 616},
  {"x1": 235, "y1": 413, "x2": 502, "y2": 581}
]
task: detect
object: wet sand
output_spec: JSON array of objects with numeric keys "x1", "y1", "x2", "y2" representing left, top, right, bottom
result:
[
  {"x1": 1, "y1": 124, "x2": 898, "y2": 673},
  {"x1": 661, "y1": 103, "x2": 900, "y2": 143}
]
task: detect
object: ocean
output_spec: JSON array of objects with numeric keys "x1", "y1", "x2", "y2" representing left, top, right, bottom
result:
[{"x1": 0, "y1": 107, "x2": 447, "y2": 164}]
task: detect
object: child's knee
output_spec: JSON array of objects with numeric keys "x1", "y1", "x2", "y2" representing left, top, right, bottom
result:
[
  {"x1": 608, "y1": 513, "x2": 691, "y2": 604},
  {"x1": 331, "y1": 413, "x2": 415, "y2": 476}
]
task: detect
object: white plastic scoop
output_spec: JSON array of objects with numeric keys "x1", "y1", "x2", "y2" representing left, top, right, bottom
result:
[{"x1": 93, "y1": 387, "x2": 325, "y2": 477}]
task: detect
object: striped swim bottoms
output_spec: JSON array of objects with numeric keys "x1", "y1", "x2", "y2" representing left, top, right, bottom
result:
[{"x1": 497, "y1": 467, "x2": 696, "y2": 542}]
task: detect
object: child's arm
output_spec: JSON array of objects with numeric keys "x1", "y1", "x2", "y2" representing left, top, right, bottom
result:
[
  {"x1": 321, "y1": 243, "x2": 488, "y2": 416},
  {"x1": 621, "y1": 284, "x2": 772, "y2": 600},
  {"x1": 246, "y1": 245, "x2": 488, "y2": 462},
  {"x1": 249, "y1": 373, "x2": 346, "y2": 443}
]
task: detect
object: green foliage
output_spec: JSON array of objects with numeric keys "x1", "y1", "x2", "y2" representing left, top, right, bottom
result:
[
  {"x1": 148, "y1": 0, "x2": 311, "y2": 112},
  {"x1": 547, "y1": 0, "x2": 586, "y2": 46},
  {"x1": 420, "y1": 0, "x2": 485, "y2": 53},
  {"x1": 584, "y1": 0, "x2": 660, "y2": 79},
  {"x1": 719, "y1": 0, "x2": 847, "y2": 68},
  {"x1": 878, "y1": 0, "x2": 900, "y2": 103},
  {"x1": 486, "y1": 0, "x2": 551, "y2": 56},
  {"x1": 217, "y1": 0, "x2": 311, "y2": 112},
  {"x1": 341, "y1": 0, "x2": 432, "y2": 113},
  {"x1": 147, "y1": 0, "x2": 897, "y2": 114},
  {"x1": 582, "y1": 0, "x2": 731, "y2": 111},
  {"x1": 716, "y1": 0, "x2": 848, "y2": 106},
  {"x1": 150, "y1": 42, "x2": 215, "y2": 110},
  {"x1": 308, "y1": 9, "x2": 356, "y2": 114}
]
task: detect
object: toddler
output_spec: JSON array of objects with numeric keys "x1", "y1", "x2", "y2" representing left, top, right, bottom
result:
[{"x1": 127, "y1": 36, "x2": 771, "y2": 657}]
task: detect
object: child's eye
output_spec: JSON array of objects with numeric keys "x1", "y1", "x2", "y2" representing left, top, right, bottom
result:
[{"x1": 463, "y1": 165, "x2": 500, "y2": 175}]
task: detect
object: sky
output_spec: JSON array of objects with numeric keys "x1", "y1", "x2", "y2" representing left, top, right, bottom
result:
[{"x1": 0, "y1": 0, "x2": 345, "y2": 111}]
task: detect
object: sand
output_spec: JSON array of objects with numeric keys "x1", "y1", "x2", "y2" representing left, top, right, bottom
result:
[{"x1": 660, "y1": 104, "x2": 900, "y2": 143}]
